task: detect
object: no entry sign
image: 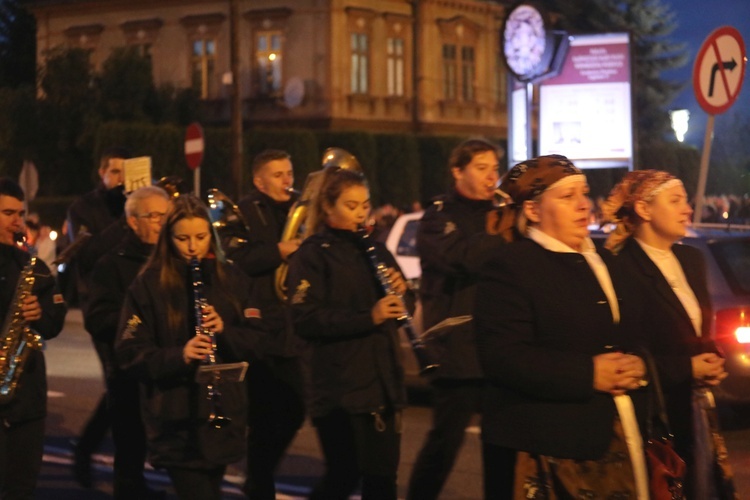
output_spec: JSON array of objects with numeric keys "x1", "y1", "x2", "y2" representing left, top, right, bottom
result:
[
  {"x1": 184, "y1": 122, "x2": 205, "y2": 170},
  {"x1": 693, "y1": 26, "x2": 746, "y2": 115}
]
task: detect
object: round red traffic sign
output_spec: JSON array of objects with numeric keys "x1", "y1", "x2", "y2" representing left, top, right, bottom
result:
[
  {"x1": 693, "y1": 26, "x2": 746, "y2": 115},
  {"x1": 184, "y1": 122, "x2": 205, "y2": 170}
]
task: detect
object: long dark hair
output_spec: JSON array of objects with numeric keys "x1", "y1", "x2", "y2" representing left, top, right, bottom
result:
[
  {"x1": 306, "y1": 168, "x2": 368, "y2": 236},
  {"x1": 145, "y1": 194, "x2": 238, "y2": 333}
]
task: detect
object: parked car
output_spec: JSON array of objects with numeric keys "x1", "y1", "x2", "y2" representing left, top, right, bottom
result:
[{"x1": 387, "y1": 214, "x2": 750, "y2": 403}]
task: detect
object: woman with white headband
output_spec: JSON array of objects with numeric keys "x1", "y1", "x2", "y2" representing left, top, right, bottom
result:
[
  {"x1": 476, "y1": 155, "x2": 651, "y2": 499},
  {"x1": 601, "y1": 169, "x2": 731, "y2": 498}
]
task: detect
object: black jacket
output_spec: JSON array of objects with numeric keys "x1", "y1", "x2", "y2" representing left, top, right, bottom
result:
[
  {"x1": 115, "y1": 259, "x2": 265, "y2": 469},
  {"x1": 66, "y1": 184, "x2": 128, "y2": 302},
  {"x1": 228, "y1": 190, "x2": 299, "y2": 357},
  {"x1": 0, "y1": 244, "x2": 66, "y2": 423},
  {"x1": 417, "y1": 190, "x2": 505, "y2": 379},
  {"x1": 475, "y1": 239, "x2": 649, "y2": 460},
  {"x1": 85, "y1": 229, "x2": 153, "y2": 347},
  {"x1": 287, "y1": 227, "x2": 409, "y2": 418},
  {"x1": 616, "y1": 238, "x2": 714, "y2": 463}
]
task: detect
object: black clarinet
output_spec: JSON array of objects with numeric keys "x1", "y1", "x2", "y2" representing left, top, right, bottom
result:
[
  {"x1": 190, "y1": 258, "x2": 231, "y2": 429},
  {"x1": 359, "y1": 230, "x2": 440, "y2": 375}
]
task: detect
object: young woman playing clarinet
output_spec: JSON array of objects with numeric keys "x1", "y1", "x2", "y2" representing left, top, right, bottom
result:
[
  {"x1": 287, "y1": 167, "x2": 414, "y2": 500},
  {"x1": 115, "y1": 194, "x2": 266, "y2": 499}
]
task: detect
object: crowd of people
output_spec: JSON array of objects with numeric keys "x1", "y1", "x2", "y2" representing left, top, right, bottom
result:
[{"x1": 0, "y1": 138, "x2": 741, "y2": 499}]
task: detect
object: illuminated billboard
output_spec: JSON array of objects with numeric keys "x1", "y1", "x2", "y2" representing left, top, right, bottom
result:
[{"x1": 539, "y1": 33, "x2": 633, "y2": 169}]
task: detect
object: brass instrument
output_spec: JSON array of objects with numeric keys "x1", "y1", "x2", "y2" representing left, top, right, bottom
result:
[
  {"x1": 190, "y1": 258, "x2": 248, "y2": 429},
  {"x1": 359, "y1": 230, "x2": 439, "y2": 375},
  {"x1": 274, "y1": 148, "x2": 362, "y2": 300},
  {"x1": 206, "y1": 189, "x2": 251, "y2": 263},
  {"x1": 0, "y1": 257, "x2": 44, "y2": 403}
]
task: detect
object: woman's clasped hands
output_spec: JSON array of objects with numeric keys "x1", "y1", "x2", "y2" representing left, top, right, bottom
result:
[{"x1": 594, "y1": 352, "x2": 647, "y2": 396}]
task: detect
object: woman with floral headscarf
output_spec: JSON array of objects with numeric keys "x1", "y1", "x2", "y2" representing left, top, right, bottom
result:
[
  {"x1": 475, "y1": 155, "x2": 651, "y2": 499},
  {"x1": 601, "y1": 169, "x2": 731, "y2": 498}
]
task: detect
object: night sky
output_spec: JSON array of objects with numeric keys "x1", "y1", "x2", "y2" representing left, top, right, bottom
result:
[{"x1": 664, "y1": 0, "x2": 750, "y2": 146}]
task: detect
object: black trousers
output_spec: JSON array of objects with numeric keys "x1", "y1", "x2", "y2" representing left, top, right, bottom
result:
[
  {"x1": 481, "y1": 442, "x2": 517, "y2": 500},
  {"x1": 75, "y1": 338, "x2": 112, "y2": 457},
  {"x1": 244, "y1": 356, "x2": 306, "y2": 500},
  {"x1": 310, "y1": 408, "x2": 401, "y2": 500},
  {"x1": 108, "y1": 372, "x2": 149, "y2": 499},
  {"x1": 406, "y1": 379, "x2": 483, "y2": 500},
  {"x1": 0, "y1": 417, "x2": 45, "y2": 500},
  {"x1": 166, "y1": 466, "x2": 225, "y2": 500}
]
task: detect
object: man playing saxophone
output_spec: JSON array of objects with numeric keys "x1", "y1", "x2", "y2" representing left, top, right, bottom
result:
[
  {"x1": 228, "y1": 149, "x2": 305, "y2": 500},
  {"x1": 0, "y1": 178, "x2": 67, "y2": 499}
]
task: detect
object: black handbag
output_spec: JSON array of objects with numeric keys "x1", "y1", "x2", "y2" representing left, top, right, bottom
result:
[{"x1": 643, "y1": 352, "x2": 687, "y2": 500}]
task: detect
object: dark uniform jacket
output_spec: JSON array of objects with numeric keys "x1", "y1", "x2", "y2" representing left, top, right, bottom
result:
[
  {"x1": 0, "y1": 244, "x2": 66, "y2": 423},
  {"x1": 616, "y1": 238, "x2": 714, "y2": 463},
  {"x1": 84, "y1": 230, "x2": 153, "y2": 378},
  {"x1": 66, "y1": 184, "x2": 128, "y2": 302},
  {"x1": 287, "y1": 227, "x2": 409, "y2": 418},
  {"x1": 417, "y1": 190, "x2": 505, "y2": 379},
  {"x1": 229, "y1": 190, "x2": 299, "y2": 357},
  {"x1": 475, "y1": 239, "x2": 649, "y2": 460},
  {"x1": 115, "y1": 259, "x2": 266, "y2": 469}
]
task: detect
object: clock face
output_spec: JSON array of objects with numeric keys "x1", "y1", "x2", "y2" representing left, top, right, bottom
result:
[{"x1": 503, "y1": 4, "x2": 547, "y2": 79}]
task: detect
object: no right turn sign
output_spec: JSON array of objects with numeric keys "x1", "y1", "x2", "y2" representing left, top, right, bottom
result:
[{"x1": 693, "y1": 26, "x2": 746, "y2": 115}]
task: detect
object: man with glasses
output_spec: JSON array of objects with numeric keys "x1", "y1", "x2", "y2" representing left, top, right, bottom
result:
[{"x1": 83, "y1": 186, "x2": 170, "y2": 499}]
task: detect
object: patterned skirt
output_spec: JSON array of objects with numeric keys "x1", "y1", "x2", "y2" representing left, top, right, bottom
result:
[{"x1": 513, "y1": 419, "x2": 637, "y2": 500}]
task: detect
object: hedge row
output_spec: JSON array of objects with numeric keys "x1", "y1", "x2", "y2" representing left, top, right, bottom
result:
[{"x1": 93, "y1": 123, "x2": 510, "y2": 208}]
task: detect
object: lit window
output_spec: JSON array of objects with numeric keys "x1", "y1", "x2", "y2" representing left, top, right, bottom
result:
[
  {"x1": 191, "y1": 38, "x2": 215, "y2": 99},
  {"x1": 387, "y1": 37, "x2": 405, "y2": 97},
  {"x1": 351, "y1": 33, "x2": 369, "y2": 94},
  {"x1": 256, "y1": 31, "x2": 282, "y2": 96}
]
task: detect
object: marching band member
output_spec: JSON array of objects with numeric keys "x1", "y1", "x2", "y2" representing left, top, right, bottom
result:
[
  {"x1": 68, "y1": 147, "x2": 130, "y2": 486},
  {"x1": 287, "y1": 168, "x2": 412, "y2": 500},
  {"x1": 115, "y1": 195, "x2": 265, "y2": 500},
  {"x1": 408, "y1": 138, "x2": 506, "y2": 500},
  {"x1": 228, "y1": 149, "x2": 305, "y2": 500},
  {"x1": 475, "y1": 156, "x2": 650, "y2": 499},
  {"x1": 84, "y1": 186, "x2": 170, "y2": 498},
  {"x1": 0, "y1": 178, "x2": 66, "y2": 499}
]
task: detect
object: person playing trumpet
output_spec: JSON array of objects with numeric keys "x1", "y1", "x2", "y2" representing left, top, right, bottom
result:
[{"x1": 227, "y1": 149, "x2": 306, "y2": 499}]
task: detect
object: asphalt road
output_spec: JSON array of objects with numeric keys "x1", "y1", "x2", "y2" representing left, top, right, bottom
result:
[{"x1": 33, "y1": 309, "x2": 750, "y2": 499}]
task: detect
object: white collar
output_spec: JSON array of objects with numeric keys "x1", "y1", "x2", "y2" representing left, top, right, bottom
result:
[{"x1": 528, "y1": 226, "x2": 596, "y2": 255}]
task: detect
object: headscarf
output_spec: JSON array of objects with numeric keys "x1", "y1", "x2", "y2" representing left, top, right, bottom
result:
[
  {"x1": 600, "y1": 169, "x2": 683, "y2": 253},
  {"x1": 488, "y1": 154, "x2": 584, "y2": 242}
]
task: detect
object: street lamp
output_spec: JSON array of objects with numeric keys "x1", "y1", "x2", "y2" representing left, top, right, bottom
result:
[{"x1": 670, "y1": 109, "x2": 690, "y2": 142}]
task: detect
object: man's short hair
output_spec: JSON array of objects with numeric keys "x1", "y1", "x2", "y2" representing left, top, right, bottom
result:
[
  {"x1": 0, "y1": 178, "x2": 25, "y2": 202},
  {"x1": 125, "y1": 186, "x2": 169, "y2": 217},
  {"x1": 448, "y1": 138, "x2": 502, "y2": 171},
  {"x1": 251, "y1": 149, "x2": 291, "y2": 177},
  {"x1": 98, "y1": 147, "x2": 131, "y2": 171}
]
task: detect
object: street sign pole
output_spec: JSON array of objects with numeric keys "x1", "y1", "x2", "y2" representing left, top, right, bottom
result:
[
  {"x1": 694, "y1": 114, "x2": 715, "y2": 224},
  {"x1": 194, "y1": 167, "x2": 201, "y2": 198},
  {"x1": 691, "y1": 26, "x2": 746, "y2": 224}
]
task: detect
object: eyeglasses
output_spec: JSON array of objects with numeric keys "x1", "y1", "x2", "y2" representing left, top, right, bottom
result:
[{"x1": 137, "y1": 211, "x2": 167, "y2": 222}]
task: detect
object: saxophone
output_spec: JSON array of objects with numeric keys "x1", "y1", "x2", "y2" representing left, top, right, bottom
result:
[{"x1": 0, "y1": 257, "x2": 44, "y2": 404}]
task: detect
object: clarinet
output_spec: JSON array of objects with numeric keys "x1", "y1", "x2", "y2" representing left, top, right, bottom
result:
[
  {"x1": 359, "y1": 230, "x2": 440, "y2": 375},
  {"x1": 190, "y1": 258, "x2": 231, "y2": 429}
]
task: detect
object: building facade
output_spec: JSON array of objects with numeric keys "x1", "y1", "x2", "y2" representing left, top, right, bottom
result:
[{"x1": 30, "y1": 0, "x2": 510, "y2": 136}]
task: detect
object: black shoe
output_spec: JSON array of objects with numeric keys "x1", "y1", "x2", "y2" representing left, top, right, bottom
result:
[
  {"x1": 144, "y1": 488, "x2": 167, "y2": 500},
  {"x1": 72, "y1": 446, "x2": 93, "y2": 488}
]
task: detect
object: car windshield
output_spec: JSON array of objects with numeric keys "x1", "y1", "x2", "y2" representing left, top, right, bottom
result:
[
  {"x1": 708, "y1": 238, "x2": 750, "y2": 295},
  {"x1": 397, "y1": 220, "x2": 420, "y2": 257}
]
